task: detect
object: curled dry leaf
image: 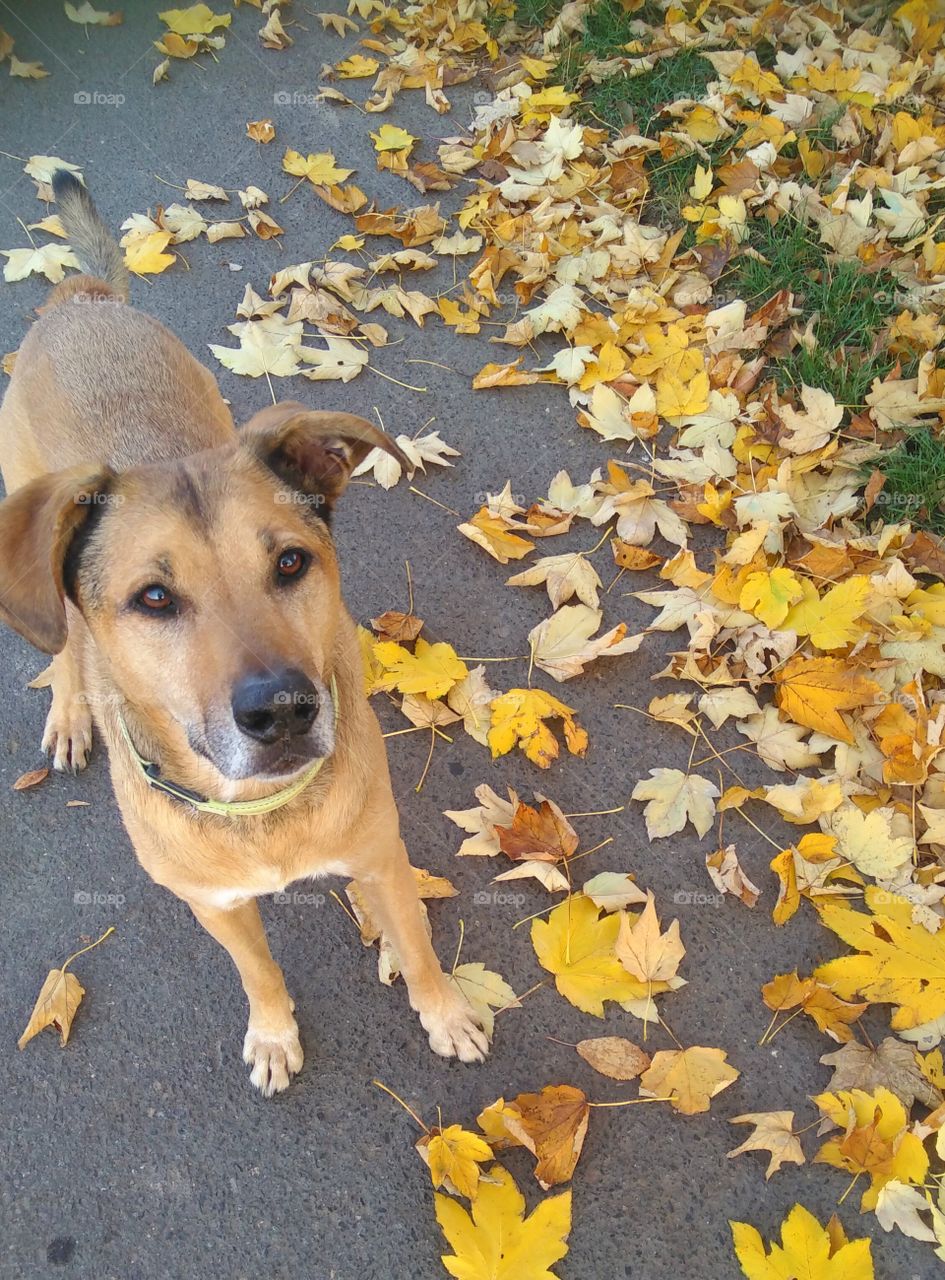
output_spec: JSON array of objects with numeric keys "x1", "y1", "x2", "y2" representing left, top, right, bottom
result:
[
  {"x1": 528, "y1": 604, "x2": 643, "y2": 682},
  {"x1": 19, "y1": 969, "x2": 84, "y2": 1048},
  {"x1": 13, "y1": 767, "x2": 49, "y2": 791},
  {"x1": 483, "y1": 1085, "x2": 590, "y2": 1189},
  {"x1": 371, "y1": 610, "x2": 424, "y2": 644},
  {"x1": 705, "y1": 846, "x2": 761, "y2": 908},
  {"x1": 246, "y1": 119, "x2": 275, "y2": 143}
]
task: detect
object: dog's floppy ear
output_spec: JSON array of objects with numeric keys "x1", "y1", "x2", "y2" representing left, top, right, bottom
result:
[
  {"x1": 0, "y1": 465, "x2": 113, "y2": 653},
  {"x1": 240, "y1": 400, "x2": 409, "y2": 510}
]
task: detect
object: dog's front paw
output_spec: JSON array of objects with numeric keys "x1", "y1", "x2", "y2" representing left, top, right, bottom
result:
[
  {"x1": 243, "y1": 1017, "x2": 304, "y2": 1096},
  {"x1": 42, "y1": 696, "x2": 93, "y2": 773},
  {"x1": 419, "y1": 989, "x2": 490, "y2": 1064}
]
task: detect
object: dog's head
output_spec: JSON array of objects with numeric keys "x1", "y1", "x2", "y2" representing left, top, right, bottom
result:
[{"x1": 0, "y1": 402, "x2": 406, "y2": 781}]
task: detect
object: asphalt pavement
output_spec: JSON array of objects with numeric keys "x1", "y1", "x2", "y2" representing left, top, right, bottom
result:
[{"x1": 0, "y1": 4, "x2": 933, "y2": 1279}]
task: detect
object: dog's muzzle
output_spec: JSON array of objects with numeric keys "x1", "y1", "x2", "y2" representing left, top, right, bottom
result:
[{"x1": 231, "y1": 667, "x2": 319, "y2": 744}]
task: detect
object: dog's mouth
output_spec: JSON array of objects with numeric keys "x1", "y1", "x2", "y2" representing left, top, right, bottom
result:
[
  {"x1": 249, "y1": 740, "x2": 324, "y2": 780},
  {"x1": 192, "y1": 682, "x2": 336, "y2": 782}
]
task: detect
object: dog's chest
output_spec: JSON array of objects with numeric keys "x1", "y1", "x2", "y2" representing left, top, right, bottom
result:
[{"x1": 117, "y1": 769, "x2": 357, "y2": 908}]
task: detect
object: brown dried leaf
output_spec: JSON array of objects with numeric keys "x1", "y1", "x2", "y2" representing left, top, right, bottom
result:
[
  {"x1": 371, "y1": 610, "x2": 424, "y2": 643},
  {"x1": 13, "y1": 767, "x2": 48, "y2": 791},
  {"x1": 576, "y1": 1036, "x2": 651, "y2": 1081},
  {"x1": 495, "y1": 797, "x2": 578, "y2": 864}
]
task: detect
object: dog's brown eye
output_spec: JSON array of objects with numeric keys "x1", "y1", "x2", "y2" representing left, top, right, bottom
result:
[
  {"x1": 136, "y1": 584, "x2": 174, "y2": 612},
  {"x1": 276, "y1": 549, "x2": 308, "y2": 581}
]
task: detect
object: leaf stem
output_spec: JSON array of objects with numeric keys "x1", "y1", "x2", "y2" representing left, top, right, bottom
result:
[
  {"x1": 61, "y1": 925, "x2": 114, "y2": 975},
  {"x1": 372, "y1": 1079, "x2": 429, "y2": 1133}
]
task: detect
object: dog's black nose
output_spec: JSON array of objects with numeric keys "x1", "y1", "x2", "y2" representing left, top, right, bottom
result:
[{"x1": 231, "y1": 669, "x2": 319, "y2": 743}]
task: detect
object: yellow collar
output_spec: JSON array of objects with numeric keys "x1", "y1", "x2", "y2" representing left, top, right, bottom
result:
[{"x1": 116, "y1": 676, "x2": 338, "y2": 818}]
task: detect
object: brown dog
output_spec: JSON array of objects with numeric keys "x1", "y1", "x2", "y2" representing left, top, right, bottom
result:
[{"x1": 0, "y1": 173, "x2": 488, "y2": 1093}]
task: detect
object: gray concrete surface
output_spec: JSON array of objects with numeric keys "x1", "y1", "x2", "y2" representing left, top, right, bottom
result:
[{"x1": 0, "y1": 4, "x2": 933, "y2": 1279}]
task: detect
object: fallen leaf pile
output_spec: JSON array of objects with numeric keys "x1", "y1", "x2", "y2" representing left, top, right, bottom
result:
[{"x1": 7, "y1": 0, "x2": 945, "y2": 1273}]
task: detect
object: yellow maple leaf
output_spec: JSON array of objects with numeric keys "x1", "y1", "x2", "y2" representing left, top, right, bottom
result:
[
  {"x1": 532, "y1": 896, "x2": 647, "y2": 1016},
  {"x1": 435, "y1": 1166, "x2": 571, "y2": 1280},
  {"x1": 697, "y1": 481, "x2": 732, "y2": 524},
  {"x1": 373, "y1": 638, "x2": 468, "y2": 699},
  {"x1": 815, "y1": 887, "x2": 945, "y2": 1032},
  {"x1": 813, "y1": 1086, "x2": 929, "y2": 1210},
  {"x1": 681, "y1": 105, "x2": 726, "y2": 143},
  {"x1": 124, "y1": 230, "x2": 175, "y2": 274},
  {"x1": 488, "y1": 688, "x2": 588, "y2": 767},
  {"x1": 731, "y1": 1204, "x2": 874, "y2": 1280},
  {"x1": 577, "y1": 341, "x2": 627, "y2": 391},
  {"x1": 774, "y1": 657, "x2": 880, "y2": 744},
  {"x1": 421, "y1": 1125, "x2": 493, "y2": 1200},
  {"x1": 457, "y1": 508, "x2": 535, "y2": 564},
  {"x1": 782, "y1": 576, "x2": 871, "y2": 650},
  {"x1": 371, "y1": 124, "x2": 416, "y2": 153},
  {"x1": 282, "y1": 148, "x2": 354, "y2": 186},
  {"x1": 359, "y1": 624, "x2": 386, "y2": 694},
  {"x1": 631, "y1": 768, "x2": 719, "y2": 839},
  {"x1": 159, "y1": 3, "x2": 230, "y2": 35},
  {"x1": 336, "y1": 53, "x2": 379, "y2": 77},
  {"x1": 520, "y1": 85, "x2": 579, "y2": 123},
  {"x1": 739, "y1": 567, "x2": 804, "y2": 628},
  {"x1": 615, "y1": 892, "x2": 685, "y2": 994},
  {"x1": 639, "y1": 1046, "x2": 740, "y2": 1115},
  {"x1": 655, "y1": 366, "x2": 710, "y2": 418}
]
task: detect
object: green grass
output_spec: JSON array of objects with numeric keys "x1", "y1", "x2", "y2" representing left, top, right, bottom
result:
[
  {"x1": 579, "y1": 0, "x2": 662, "y2": 56},
  {"x1": 507, "y1": 0, "x2": 565, "y2": 30},
  {"x1": 581, "y1": 46, "x2": 714, "y2": 131},
  {"x1": 498, "y1": 0, "x2": 709, "y2": 134},
  {"x1": 731, "y1": 216, "x2": 902, "y2": 406},
  {"x1": 644, "y1": 136, "x2": 738, "y2": 234},
  {"x1": 872, "y1": 428, "x2": 945, "y2": 534}
]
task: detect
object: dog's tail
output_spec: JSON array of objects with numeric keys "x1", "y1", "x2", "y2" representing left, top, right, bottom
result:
[{"x1": 51, "y1": 170, "x2": 130, "y2": 301}]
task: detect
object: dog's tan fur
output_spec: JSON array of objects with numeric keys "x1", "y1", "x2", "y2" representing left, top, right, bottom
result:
[{"x1": 0, "y1": 179, "x2": 487, "y2": 1093}]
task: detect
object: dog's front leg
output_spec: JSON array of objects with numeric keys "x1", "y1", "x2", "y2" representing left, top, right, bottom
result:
[
  {"x1": 354, "y1": 830, "x2": 490, "y2": 1064},
  {"x1": 41, "y1": 603, "x2": 93, "y2": 772},
  {"x1": 189, "y1": 898, "x2": 303, "y2": 1096}
]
